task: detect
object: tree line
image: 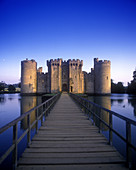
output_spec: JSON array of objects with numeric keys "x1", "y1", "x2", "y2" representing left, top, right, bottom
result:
[
  {"x1": 0, "y1": 80, "x2": 136, "y2": 94},
  {"x1": 0, "y1": 82, "x2": 21, "y2": 92},
  {"x1": 111, "y1": 79, "x2": 136, "y2": 94}
]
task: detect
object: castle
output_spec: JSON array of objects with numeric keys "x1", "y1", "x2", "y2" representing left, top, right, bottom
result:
[{"x1": 21, "y1": 58, "x2": 111, "y2": 94}]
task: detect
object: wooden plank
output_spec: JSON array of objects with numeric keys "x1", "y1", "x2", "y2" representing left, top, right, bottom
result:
[
  {"x1": 16, "y1": 164, "x2": 128, "y2": 170},
  {"x1": 36, "y1": 130, "x2": 98, "y2": 135},
  {"x1": 39, "y1": 126, "x2": 98, "y2": 130},
  {"x1": 43, "y1": 122, "x2": 92, "y2": 125},
  {"x1": 22, "y1": 152, "x2": 120, "y2": 158},
  {"x1": 24, "y1": 147, "x2": 117, "y2": 153},
  {"x1": 39, "y1": 127, "x2": 98, "y2": 131},
  {"x1": 17, "y1": 93, "x2": 127, "y2": 170},
  {"x1": 44, "y1": 120, "x2": 92, "y2": 123},
  {"x1": 31, "y1": 134, "x2": 104, "y2": 138},
  {"x1": 29, "y1": 143, "x2": 108, "y2": 148},
  {"x1": 31, "y1": 140, "x2": 107, "y2": 145},
  {"x1": 32, "y1": 137, "x2": 105, "y2": 141},
  {"x1": 18, "y1": 157, "x2": 125, "y2": 165}
]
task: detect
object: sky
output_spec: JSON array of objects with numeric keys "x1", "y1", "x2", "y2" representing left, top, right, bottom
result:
[{"x1": 0, "y1": 0, "x2": 136, "y2": 85}]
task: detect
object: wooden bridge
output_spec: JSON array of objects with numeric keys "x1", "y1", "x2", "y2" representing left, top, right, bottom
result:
[{"x1": 16, "y1": 93, "x2": 128, "y2": 170}]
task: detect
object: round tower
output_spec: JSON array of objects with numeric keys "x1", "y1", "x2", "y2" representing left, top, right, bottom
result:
[
  {"x1": 21, "y1": 59, "x2": 37, "y2": 94},
  {"x1": 94, "y1": 58, "x2": 111, "y2": 94}
]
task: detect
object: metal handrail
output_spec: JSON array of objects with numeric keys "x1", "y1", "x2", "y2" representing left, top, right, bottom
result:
[
  {"x1": 70, "y1": 93, "x2": 136, "y2": 167},
  {"x1": 0, "y1": 93, "x2": 61, "y2": 168}
]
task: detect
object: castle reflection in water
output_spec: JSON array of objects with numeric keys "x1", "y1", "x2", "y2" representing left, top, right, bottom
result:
[
  {"x1": 19, "y1": 95, "x2": 111, "y2": 131},
  {"x1": 86, "y1": 96, "x2": 111, "y2": 131},
  {"x1": 0, "y1": 94, "x2": 134, "y2": 131},
  {"x1": 20, "y1": 96, "x2": 42, "y2": 130}
]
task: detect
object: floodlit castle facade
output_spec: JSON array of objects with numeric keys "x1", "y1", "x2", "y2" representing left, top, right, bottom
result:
[{"x1": 21, "y1": 58, "x2": 111, "y2": 94}]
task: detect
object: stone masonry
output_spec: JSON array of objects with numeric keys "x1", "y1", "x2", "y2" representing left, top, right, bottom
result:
[{"x1": 21, "y1": 58, "x2": 111, "y2": 94}]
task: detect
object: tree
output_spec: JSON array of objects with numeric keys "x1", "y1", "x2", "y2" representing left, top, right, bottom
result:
[
  {"x1": 8, "y1": 85, "x2": 16, "y2": 92},
  {"x1": 18, "y1": 82, "x2": 21, "y2": 88},
  {"x1": 111, "y1": 80, "x2": 125, "y2": 93},
  {"x1": 0, "y1": 81, "x2": 5, "y2": 91},
  {"x1": 127, "y1": 81, "x2": 136, "y2": 94}
]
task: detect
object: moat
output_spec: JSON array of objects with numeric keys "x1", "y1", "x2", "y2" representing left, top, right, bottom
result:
[
  {"x1": 1, "y1": 93, "x2": 136, "y2": 128},
  {"x1": 0, "y1": 93, "x2": 136, "y2": 169}
]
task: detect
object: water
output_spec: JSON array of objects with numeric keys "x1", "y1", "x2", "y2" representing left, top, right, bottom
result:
[
  {"x1": 0, "y1": 94, "x2": 43, "y2": 170},
  {"x1": 0, "y1": 93, "x2": 136, "y2": 169},
  {"x1": 87, "y1": 93, "x2": 136, "y2": 120},
  {"x1": 85, "y1": 93, "x2": 136, "y2": 168}
]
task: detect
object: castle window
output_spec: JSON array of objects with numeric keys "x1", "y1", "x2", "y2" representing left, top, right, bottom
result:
[
  {"x1": 107, "y1": 76, "x2": 108, "y2": 80},
  {"x1": 75, "y1": 76, "x2": 76, "y2": 78},
  {"x1": 29, "y1": 83, "x2": 32, "y2": 88},
  {"x1": 30, "y1": 76, "x2": 32, "y2": 79}
]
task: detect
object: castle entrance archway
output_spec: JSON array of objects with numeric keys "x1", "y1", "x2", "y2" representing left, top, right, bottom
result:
[{"x1": 62, "y1": 84, "x2": 68, "y2": 92}]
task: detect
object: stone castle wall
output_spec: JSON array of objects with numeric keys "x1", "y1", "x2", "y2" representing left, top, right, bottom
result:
[
  {"x1": 47, "y1": 59, "x2": 62, "y2": 93},
  {"x1": 62, "y1": 61, "x2": 69, "y2": 91},
  {"x1": 21, "y1": 59, "x2": 37, "y2": 94},
  {"x1": 68, "y1": 59, "x2": 84, "y2": 93},
  {"x1": 21, "y1": 57, "x2": 111, "y2": 94},
  {"x1": 94, "y1": 58, "x2": 111, "y2": 94},
  {"x1": 84, "y1": 68, "x2": 94, "y2": 94},
  {"x1": 37, "y1": 67, "x2": 50, "y2": 93}
]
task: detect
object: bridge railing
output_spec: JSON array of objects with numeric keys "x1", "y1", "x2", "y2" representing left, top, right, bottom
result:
[
  {"x1": 0, "y1": 93, "x2": 61, "y2": 168},
  {"x1": 70, "y1": 93, "x2": 136, "y2": 168}
]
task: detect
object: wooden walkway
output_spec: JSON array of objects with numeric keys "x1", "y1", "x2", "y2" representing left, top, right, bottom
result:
[{"x1": 17, "y1": 93, "x2": 128, "y2": 170}]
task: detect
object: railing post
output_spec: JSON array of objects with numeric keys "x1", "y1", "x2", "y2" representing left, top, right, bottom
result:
[
  {"x1": 126, "y1": 121, "x2": 131, "y2": 168},
  {"x1": 41, "y1": 105, "x2": 43, "y2": 126},
  {"x1": 108, "y1": 112, "x2": 112, "y2": 145},
  {"x1": 92, "y1": 105, "x2": 95, "y2": 125},
  {"x1": 12, "y1": 123, "x2": 18, "y2": 169},
  {"x1": 48, "y1": 100, "x2": 50, "y2": 112},
  {"x1": 46, "y1": 102, "x2": 48, "y2": 115},
  {"x1": 43, "y1": 103, "x2": 46, "y2": 117},
  {"x1": 88, "y1": 102, "x2": 91, "y2": 118},
  {"x1": 36, "y1": 108, "x2": 38, "y2": 133},
  {"x1": 87, "y1": 101, "x2": 89, "y2": 117},
  {"x1": 27, "y1": 114, "x2": 31, "y2": 147},
  {"x1": 98, "y1": 108, "x2": 101, "y2": 133}
]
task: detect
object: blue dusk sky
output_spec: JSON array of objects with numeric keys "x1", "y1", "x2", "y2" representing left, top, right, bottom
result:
[{"x1": 0, "y1": 0, "x2": 136, "y2": 85}]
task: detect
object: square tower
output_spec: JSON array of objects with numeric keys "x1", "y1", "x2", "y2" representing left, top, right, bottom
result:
[{"x1": 47, "y1": 59, "x2": 62, "y2": 93}]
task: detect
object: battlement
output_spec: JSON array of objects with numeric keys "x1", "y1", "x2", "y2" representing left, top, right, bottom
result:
[
  {"x1": 62, "y1": 60, "x2": 68, "y2": 65},
  {"x1": 21, "y1": 57, "x2": 111, "y2": 95},
  {"x1": 68, "y1": 59, "x2": 83, "y2": 66},
  {"x1": 47, "y1": 58, "x2": 83, "y2": 66},
  {"x1": 47, "y1": 58, "x2": 62, "y2": 66},
  {"x1": 94, "y1": 58, "x2": 110, "y2": 65},
  {"x1": 22, "y1": 58, "x2": 36, "y2": 63},
  {"x1": 37, "y1": 67, "x2": 43, "y2": 74}
]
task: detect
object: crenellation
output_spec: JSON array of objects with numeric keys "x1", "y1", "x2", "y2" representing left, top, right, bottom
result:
[
  {"x1": 31, "y1": 59, "x2": 35, "y2": 62},
  {"x1": 21, "y1": 57, "x2": 111, "y2": 94},
  {"x1": 94, "y1": 58, "x2": 110, "y2": 65},
  {"x1": 91, "y1": 68, "x2": 94, "y2": 72},
  {"x1": 37, "y1": 67, "x2": 43, "y2": 74}
]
